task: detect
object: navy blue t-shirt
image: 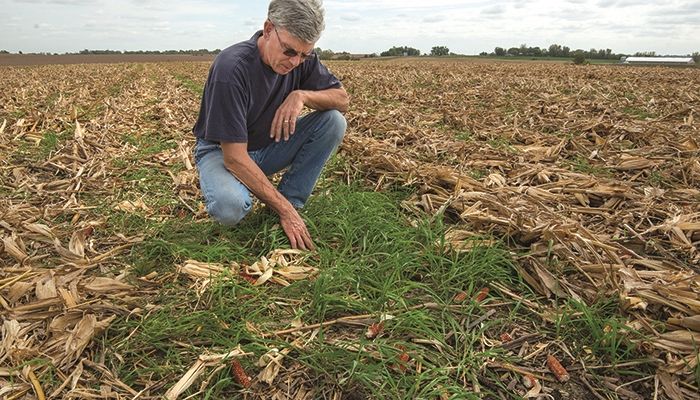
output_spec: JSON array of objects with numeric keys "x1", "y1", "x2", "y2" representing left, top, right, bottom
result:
[{"x1": 193, "y1": 31, "x2": 341, "y2": 151}]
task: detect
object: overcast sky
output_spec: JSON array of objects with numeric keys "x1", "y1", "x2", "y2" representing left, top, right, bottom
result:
[{"x1": 2, "y1": 0, "x2": 699, "y2": 55}]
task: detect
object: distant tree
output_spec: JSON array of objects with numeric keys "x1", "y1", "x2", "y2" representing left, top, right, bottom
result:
[
  {"x1": 573, "y1": 51, "x2": 586, "y2": 65},
  {"x1": 314, "y1": 47, "x2": 335, "y2": 60},
  {"x1": 507, "y1": 47, "x2": 519, "y2": 56},
  {"x1": 562, "y1": 46, "x2": 570, "y2": 57},
  {"x1": 548, "y1": 44, "x2": 562, "y2": 57},
  {"x1": 18, "y1": 50, "x2": 22, "y2": 54},
  {"x1": 321, "y1": 49, "x2": 335, "y2": 59},
  {"x1": 380, "y1": 46, "x2": 420, "y2": 57},
  {"x1": 693, "y1": 52, "x2": 700, "y2": 63},
  {"x1": 0, "y1": 50, "x2": 8, "y2": 54},
  {"x1": 430, "y1": 46, "x2": 449, "y2": 56},
  {"x1": 634, "y1": 51, "x2": 656, "y2": 57},
  {"x1": 479, "y1": 51, "x2": 488, "y2": 56},
  {"x1": 494, "y1": 47, "x2": 506, "y2": 56},
  {"x1": 333, "y1": 51, "x2": 352, "y2": 60}
]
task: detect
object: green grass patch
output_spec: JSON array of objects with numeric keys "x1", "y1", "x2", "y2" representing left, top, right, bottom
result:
[
  {"x1": 101, "y1": 180, "x2": 522, "y2": 398},
  {"x1": 73, "y1": 103, "x2": 106, "y2": 120},
  {"x1": 174, "y1": 74, "x2": 205, "y2": 96},
  {"x1": 566, "y1": 155, "x2": 613, "y2": 177},
  {"x1": 9, "y1": 109, "x2": 27, "y2": 119},
  {"x1": 487, "y1": 137, "x2": 517, "y2": 153},
  {"x1": 122, "y1": 132, "x2": 178, "y2": 156},
  {"x1": 39, "y1": 131, "x2": 60, "y2": 157},
  {"x1": 111, "y1": 158, "x2": 129, "y2": 169},
  {"x1": 38, "y1": 130, "x2": 71, "y2": 159},
  {"x1": 455, "y1": 129, "x2": 473, "y2": 142},
  {"x1": 7, "y1": 358, "x2": 60, "y2": 389},
  {"x1": 554, "y1": 299, "x2": 646, "y2": 366},
  {"x1": 646, "y1": 170, "x2": 668, "y2": 188},
  {"x1": 622, "y1": 106, "x2": 655, "y2": 120}
]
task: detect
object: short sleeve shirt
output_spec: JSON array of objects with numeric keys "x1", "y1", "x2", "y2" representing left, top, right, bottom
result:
[{"x1": 193, "y1": 31, "x2": 342, "y2": 151}]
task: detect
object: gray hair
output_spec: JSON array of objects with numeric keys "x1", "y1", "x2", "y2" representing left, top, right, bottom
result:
[{"x1": 268, "y1": 0, "x2": 325, "y2": 44}]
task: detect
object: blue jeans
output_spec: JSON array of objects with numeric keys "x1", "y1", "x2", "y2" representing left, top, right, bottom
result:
[{"x1": 194, "y1": 110, "x2": 347, "y2": 226}]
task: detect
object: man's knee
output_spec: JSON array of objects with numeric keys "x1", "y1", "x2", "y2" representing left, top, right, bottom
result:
[
  {"x1": 207, "y1": 196, "x2": 252, "y2": 226},
  {"x1": 321, "y1": 109, "x2": 347, "y2": 145}
]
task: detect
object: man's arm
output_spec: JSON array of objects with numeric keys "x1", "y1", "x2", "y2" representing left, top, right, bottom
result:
[
  {"x1": 295, "y1": 87, "x2": 349, "y2": 113},
  {"x1": 271, "y1": 87, "x2": 349, "y2": 141},
  {"x1": 221, "y1": 142, "x2": 314, "y2": 250}
]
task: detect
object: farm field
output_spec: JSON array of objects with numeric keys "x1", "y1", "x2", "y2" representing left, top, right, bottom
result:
[{"x1": 1, "y1": 59, "x2": 699, "y2": 399}]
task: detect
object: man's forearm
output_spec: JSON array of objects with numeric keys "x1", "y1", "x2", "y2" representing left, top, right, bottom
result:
[
  {"x1": 222, "y1": 144, "x2": 294, "y2": 216},
  {"x1": 295, "y1": 87, "x2": 349, "y2": 113},
  {"x1": 220, "y1": 142, "x2": 314, "y2": 250}
]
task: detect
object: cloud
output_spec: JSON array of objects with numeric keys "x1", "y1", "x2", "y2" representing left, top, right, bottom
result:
[
  {"x1": 597, "y1": 0, "x2": 648, "y2": 7},
  {"x1": 482, "y1": 5, "x2": 505, "y2": 15},
  {"x1": 648, "y1": 14, "x2": 700, "y2": 26},
  {"x1": 423, "y1": 15, "x2": 446, "y2": 23},
  {"x1": 341, "y1": 13, "x2": 361, "y2": 22},
  {"x1": 13, "y1": 0, "x2": 91, "y2": 4},
  {"x1": 653, "y1": 1, "x2": 700, "y2": 16},
  {"x1": 2, "y1": 0, "x2": 698, "y2": 55}
]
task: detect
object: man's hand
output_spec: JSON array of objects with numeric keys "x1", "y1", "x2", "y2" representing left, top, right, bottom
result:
[
  {"x1": 270, "y1": 87, "x2": 350, "y2": 142},
  {"x1": 271, "y1": 91, "x2": 305, "y2": 142},
  {"x1": 278, "y1": 208, "x2": 315, "y2": 250},
  {"x1": 222, "y1": 142, "x2": 315, "y2": 250}
]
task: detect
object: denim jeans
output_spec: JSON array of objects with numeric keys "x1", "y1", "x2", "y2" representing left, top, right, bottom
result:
[{"x1": 194, "y1": 109, "x2": 347, "y2": 226}]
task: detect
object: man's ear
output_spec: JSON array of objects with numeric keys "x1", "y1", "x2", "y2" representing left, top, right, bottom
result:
[{"x1": 263, "y1": 19, "x2": 273, "y2": 38}]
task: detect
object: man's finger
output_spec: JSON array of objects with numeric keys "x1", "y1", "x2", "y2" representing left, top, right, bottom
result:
[
  {"x1": 283, "y1": 117, "x2": 291, "y2": 141},
  {"x1": 288, "y1": 232, "x2": 298, "y2": 249},
  {"x1": 303, "y1": 235, "x2": 314, "y2": 251},
  {"x1": 299, "y1": 227, "x2": 314, "y2": 250},
  {"x1": 271, "y1": 113, "x2": 283, "y2": 141},
  {"x1": 270, "y1": 125, "x2": 278, "y2": 141},
  {"x1": 289, "y1": 118, "x2": 297, "y2": 136},
  {"x1": 292, "y1": 232, "x2": 305, "y2": 250}
]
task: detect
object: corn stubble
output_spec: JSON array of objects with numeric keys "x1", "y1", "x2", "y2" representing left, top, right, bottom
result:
[{"x1": 1, "y1": 59, "x2": 699, "y2": 399}]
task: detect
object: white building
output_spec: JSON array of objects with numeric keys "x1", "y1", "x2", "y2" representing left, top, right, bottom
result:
[{"x1": 622, "y1": 57, "x2": 695, "y2": 65}]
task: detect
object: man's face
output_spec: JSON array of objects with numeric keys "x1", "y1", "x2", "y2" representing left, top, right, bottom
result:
[{"x1": 266, "y1": 23, "x2": 315, "y2": 75}]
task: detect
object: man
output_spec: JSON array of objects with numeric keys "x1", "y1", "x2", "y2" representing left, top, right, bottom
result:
[{"x1": 193, "y1": 0, "x2": 349, "y2": 251}]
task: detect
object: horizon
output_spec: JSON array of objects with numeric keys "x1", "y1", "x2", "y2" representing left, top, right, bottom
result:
[
  {"x1": 2, "y1": 48, "x2": 699, "y2": 57},
  {"x1": 2, "y1": 0, "x2": 699, "y2": 56}
]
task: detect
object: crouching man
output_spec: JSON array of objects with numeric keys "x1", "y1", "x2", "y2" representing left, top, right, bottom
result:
[{"x1": 193, "y1": 0, "x2": 349, "y2": 250}]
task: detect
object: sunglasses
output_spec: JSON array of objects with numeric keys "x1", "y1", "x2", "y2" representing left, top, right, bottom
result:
[{"x1": 273, "y1": 25, "x2": 314, "y2": 61}]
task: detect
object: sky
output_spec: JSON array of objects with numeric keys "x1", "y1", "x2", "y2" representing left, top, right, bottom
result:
[{"x1": 1, "y1": 0, "x2": 699, "y2": 55}]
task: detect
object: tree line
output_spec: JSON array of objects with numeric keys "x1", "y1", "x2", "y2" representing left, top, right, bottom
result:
[
  {"x1": 3, "y1": 46, "x2": 698, "y2": 63},
  {"x1": 78, "y1": 49, "x2": 221, "y2": 55},
  {"x1": 379, "y1": 46, "x2": 452, "y2": 57},
  {"x1": 488, "y1": 44, "x2": 622, "y2": 59},
  {"x1": 486, "y1": 44, "x2": 700, "y2": 62}
]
